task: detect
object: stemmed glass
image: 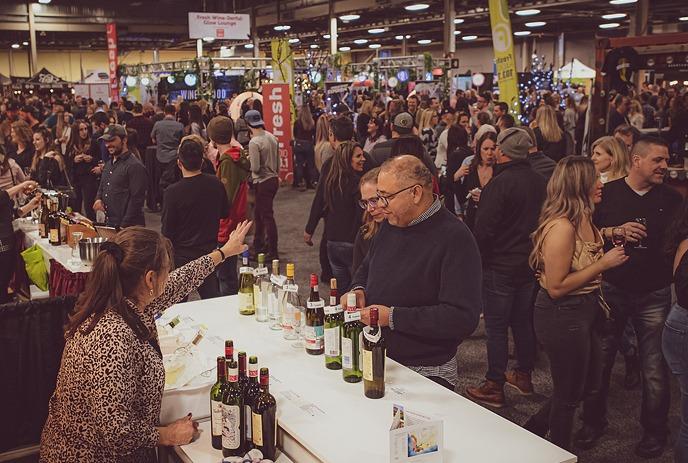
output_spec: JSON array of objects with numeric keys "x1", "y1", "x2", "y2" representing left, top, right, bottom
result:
[
  {"x1": 634, "y1": 218, "x2": 647, "y2": 249},
  {"x1": 612, "y1": 227, "x2": 626, "y2": 247},
  {"x1": 292, "y1": 305, "x2": 306, "y2": 348},
  {"x1": 70, "y1": 231, "x2": 83, "y2": 265}
]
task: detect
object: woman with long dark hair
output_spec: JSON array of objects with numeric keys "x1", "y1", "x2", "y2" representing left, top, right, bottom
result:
[
  {"x1": 293, "y1": 104, "x2": 317, "y2": 191},
  {"x1": 304, "y1": 141, "x2": 365, "y2": 291},
  {"x1": 662, "y1": 199, "x2": 688, "y2": 462},
  {"x1": 454, "y1": 132, "x2": 497, "y2": 229},
  {"x1": 40, "y1": 221, "x2": 252, "y2": 462},
  {"x1": 188, "y1": 104, "x2": 207, "y2": 140},
  {"x1": 65, "y1": 120, "x2": 98, "y2": 219},
  {"x1": 10, "y1": 120, "x2": 35, "y2": 174},
  {"x1": 525, "y1": 156, "x2": 627, "y2": 451},
  {"x1": 363, "y1": 116, "x2": 386, "y2": 154},
  {"x1": 444, "y1": 124, "x2": 472, "y2": 214},
  {"x1": 352, "y1": 167, "x2": 383, "y2": 274},
  {"x1": 31, "y1": 127, "x2": 68, "y2": 189}
]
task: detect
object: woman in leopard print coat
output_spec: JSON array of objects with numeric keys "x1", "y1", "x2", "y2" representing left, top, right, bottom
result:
[{"x1": 39, "y1": 221, "x2": 251, "y2": 463}]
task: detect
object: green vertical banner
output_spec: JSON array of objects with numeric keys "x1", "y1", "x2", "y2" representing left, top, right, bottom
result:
[
  {"x1": 270, "y1": 39, "x2": 296, "y2": 124},
  {"x1": 488, "y1": 0, "x2": 521, "y2": 118}
]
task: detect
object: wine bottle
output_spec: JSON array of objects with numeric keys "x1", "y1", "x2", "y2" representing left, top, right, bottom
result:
[
  {"x1": 305, "y1": 274, "x2": 325, "y2": 355},
  {"x1": 244, "y1": 356, "x2": 261, "y2": 451},
  {"x1": 254, "y1": 253, "x2": 268, "y2": 322},
  {"x1": 341, "y1": 292, "x2": 363, "y2": 383},
  {"x1": 39, "y1": 198, "x2": 49, "y2": 239},
  {"x1": 48, "y1": 202, "x2": 61, "y2": 246},
  {"x1": 252, "y1": 367, "x2": 277, "y2": 460},
  {"x1": 224, "y1": 339, "x2": 234, "y2": 362},
  {"x1": 268, "y1": 259, "x2": 284, "y2": 330},
  {"x1": 324, "y1": 278, "x2": 343, "y2": 370},
  {"x1": 363, "y1": 307, "x2": 386, "y2": 399},
  {"x1": 210, "y1": 356, "x2": 227, "y2": 449},
  {"x1": 281, "y1": 263, "x2": 299, "y2": 340},
  {"x1": 238, "y1": 250, "x2": 255, "y2": 315},
  {"x1": 238, "y1": 351, "x2": 249, "y2": 394},
  {"x1": 222, "y1": 360, "x2": 245, "y2": 457}
]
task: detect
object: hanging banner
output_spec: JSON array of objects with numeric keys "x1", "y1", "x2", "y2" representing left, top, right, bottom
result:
[
  {"x1": 106, "y1": 23, "x2": 119, "y2": 103},
  {"x1": 488, "y1": 0, "x2": 520, "y2": 117},
  {"x1": 188, "y1": 12, "x2": 251, "y2": 40},
  {"x1": 271, "y1": 39, "x2": 296, "y2": 123},
  {"x1": 263, "y1": 83, "x2": 293, "y2": 184}
]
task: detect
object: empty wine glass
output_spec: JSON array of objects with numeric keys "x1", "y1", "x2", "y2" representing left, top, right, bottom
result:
[
  {"x1": 292, "y1": 305, "x2": 306, "y2": 349},
  {"x1": 634, "y1": 218, "x2": 647, "y2": 249},
  {"x1": 70, "y1": 231, "x2": 83, "y2": 265}
]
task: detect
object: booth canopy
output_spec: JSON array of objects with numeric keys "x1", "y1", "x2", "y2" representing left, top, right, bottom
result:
[
  {"x1": 81, "y1": 71, "x2": 109, "y2": 84},
  {"x1": 25, "y1": 68, "x2": 70, "y2": 88},
  {"x1": 558, "y1": 59, "x2": 595, "y2": 80}
]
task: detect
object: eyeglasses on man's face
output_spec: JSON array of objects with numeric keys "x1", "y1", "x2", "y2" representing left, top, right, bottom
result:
[{"x1": 376, "y1": 184, "x2": 420, "y2": 208}]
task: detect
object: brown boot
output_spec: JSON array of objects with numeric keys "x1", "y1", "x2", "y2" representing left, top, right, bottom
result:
[
  {"x1": 465, "y1": 380, "x2": 505, "y2": 408},
  {"x1": 505, "y1": 370, "x2": 534, "y2": 396}
]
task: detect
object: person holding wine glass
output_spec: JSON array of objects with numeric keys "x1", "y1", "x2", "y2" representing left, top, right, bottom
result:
[
  {"x1": 39, "y1": 221, "x2": 252, "y2": 462},
  {"x1": 577, "y1": 136, "x2": 682, "y2": 459},
  {"x1": 65, "y1": 120, "x2": 98, "y2": 220}
]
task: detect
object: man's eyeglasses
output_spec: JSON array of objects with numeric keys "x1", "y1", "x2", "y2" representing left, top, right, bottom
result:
[
  {"x1": 376, "y1": 184, "x2": 420, "y2": 208},
  {"x1": 358, "y1": 197, "x2": 381, "y2": 210}
]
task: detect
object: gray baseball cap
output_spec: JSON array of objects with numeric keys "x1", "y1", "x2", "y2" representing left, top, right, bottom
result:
[
  {"x1": 244, "y1": 109, "x2": 265, "y2": 128},
  {"x1": 496, "y1": 127, "x2": 533, "y2": 160},
  {"x1": 393, "y1": 112, "x2": 414, "y2": 135}
]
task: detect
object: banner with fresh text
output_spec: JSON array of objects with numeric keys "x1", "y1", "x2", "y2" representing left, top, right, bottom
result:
[
  {"x1": 263, "y1": 83, "x2": 293, "y2": 183},
  {"x1": 106, "y1": 23, "x2": 119, "y2": 103},
  {"x1": 488, "y1": 0, "x2": 521, "y2": 117}
]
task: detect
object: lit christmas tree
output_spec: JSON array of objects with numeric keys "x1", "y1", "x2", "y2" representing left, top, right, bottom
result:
[{"x1": 518, "y1": 53, "x2": 554, "y2": 124}]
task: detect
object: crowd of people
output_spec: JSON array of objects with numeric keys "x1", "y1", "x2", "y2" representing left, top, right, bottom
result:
[{"x1": 2, "y1": 80, "x2": 688, "y2": 461}]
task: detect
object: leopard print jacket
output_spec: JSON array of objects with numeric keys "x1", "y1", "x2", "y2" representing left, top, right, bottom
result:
[{"x1": 39, "y1": 255, "x2": 215, "y2": 463}]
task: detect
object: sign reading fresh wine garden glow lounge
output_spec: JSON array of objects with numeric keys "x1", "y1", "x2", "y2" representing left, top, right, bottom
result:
[{"x1": 188, "y1": 12, "x2": 251, "y2": 40}]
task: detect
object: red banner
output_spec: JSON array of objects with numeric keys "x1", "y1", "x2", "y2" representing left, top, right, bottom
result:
[
  {"x1": 106, "y1": 23, "x2": 119, "y2": 103},
  {"x1": 262, "y1": 83, "x2": 293, "y2": 183}
]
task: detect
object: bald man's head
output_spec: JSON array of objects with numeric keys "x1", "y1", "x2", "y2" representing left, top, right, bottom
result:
[{"x1": 380, "y1": 155, "x2": 433, "y2": 190}]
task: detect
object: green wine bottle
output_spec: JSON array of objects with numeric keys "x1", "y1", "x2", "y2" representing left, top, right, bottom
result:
[
  {"x1": 324, "y1": 278, "x2": 343, "y2": 370},
  {"x1": 252, "y1": 367, "x2": 277, "y2": 460},
  {"x1": 341, "y1": 292, "x2": 363, "y2": 383},
  {"x1": 244, "y1": 356, "x2": 261, "y2": 451},
  {"x1": 210, "y1": 356, "x2": 227, "y2": 450},
  {"x1": 222, "y1": 360, "x2": 245, "y2": 457}
]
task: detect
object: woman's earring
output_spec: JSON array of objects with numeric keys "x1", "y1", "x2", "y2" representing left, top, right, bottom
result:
[{"x1": 149, "y1": 289, "x2": 154, "y2": 297}]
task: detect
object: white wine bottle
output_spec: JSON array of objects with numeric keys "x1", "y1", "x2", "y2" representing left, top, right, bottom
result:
[{"x1": 238, "y1": 250, "x2": 255, "y2": 316}]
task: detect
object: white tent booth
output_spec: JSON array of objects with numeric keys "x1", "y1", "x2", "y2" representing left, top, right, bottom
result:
[
  {"x1": 557, "y1": 59, "x2": 596, "y2": 80},
  {"x1": 73, "y1": 71, "x2": 110, "y2": 102}
]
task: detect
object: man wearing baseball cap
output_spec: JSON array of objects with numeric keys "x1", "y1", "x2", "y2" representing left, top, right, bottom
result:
[
  {"x1": 466, "y1": 127, "x2": 547, "y2": 408},
  {"x1": 245, "y1": 109, "x2": 280, "y2": 260},
  {"x1": 368, "y1": 112, "x2": 436, "y2": 175},
  {"x1": 93, "y1": 124, "x2": 148, "y2": 228}
]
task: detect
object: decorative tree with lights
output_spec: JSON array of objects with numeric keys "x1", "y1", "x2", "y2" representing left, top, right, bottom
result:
[{"x1": 518, "y1": 52, "x2": 554, "y2": 124}]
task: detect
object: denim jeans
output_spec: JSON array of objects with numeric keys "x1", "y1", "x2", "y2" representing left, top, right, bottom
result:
[
  {"x1": 326, "y1": 241, "x2": 354, "y2": 293},
  {"x1": 662, "y1": 304, "x2": 688, "y2": 462},
  {"x1": 528, "y1": 289, "x2": 604, "y2": 451},
  {"x1": 482, "y1": 269, "x2": 536, "y2": 383},
  {"x1": 581, "y1": 282, "x2": 671, "y2": 438},
  {"x1": 293, "y1": 143, "x2": 318, "y2": 188},
  {"x1": 216, "y1": 252, "x2": 238, "y2": 296}
]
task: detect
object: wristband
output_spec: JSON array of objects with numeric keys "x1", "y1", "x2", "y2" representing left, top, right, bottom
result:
[{"x1": 217, "y1": 247, "x2": 226, "y2": 261}]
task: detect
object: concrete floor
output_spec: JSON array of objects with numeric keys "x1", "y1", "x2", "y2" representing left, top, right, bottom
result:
[{"x1": 147, "y1": 186, "x2": 681, "y2": 463}]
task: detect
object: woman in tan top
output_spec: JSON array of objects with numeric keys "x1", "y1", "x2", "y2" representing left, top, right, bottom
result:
[
  {"x1": 523, "y1": 156, "x2": 628, "y2": 451},
  {"x1": 39, "y1": 221, "x2": 252, "y2": 462}
]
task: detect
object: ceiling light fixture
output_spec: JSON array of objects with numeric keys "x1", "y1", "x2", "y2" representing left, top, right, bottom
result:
[
  {"x1": 679, "y1": 16, "x2": 688, "y2": 21},
  {"x1": 339, "y1": 46, "x2": 351, "y2": 51},
  {"x1": 369, "y1": 43, "x2": 381, "y2": 49},
  {"x1": 288, "y1": 38, "x2": 300, "y2": 43},
  {"x1": 516, "y1": 9, "x2": 540, "y2": 16},
  {"x1": 354, "y1": 38, "x2": 369, "y2": 44},
  {"x1": 11, "y1": 43, "x2": 20, "y2": 49},
  {"x1": 324, "y1": 34, "x2": 331, "y2": 39},
  {"x1": 609, "y1": 0, "x2": 637, "y2": 4},
  {"x1": 514, "y1": 31, "x2": 532, "y2": 36},
  {"x1": 602, "y1": 13, "x2": 627, "y2": 19},
  {"x1": 368, "y1": 28, "x2": 386, "y2": 34},
  {"x1": 405, "y1": 3, "x2": 429, "y2": 11},
  {"x1": 599, "y1": 22, "x2": 621, "y2": 28},
  {"x1": 310, "y1": 44, "x2": 319, "y2": 48},
  {"x1": 274, "y1": 25, "x2": 291, "y2": 31},
  {"x1": 525, "y1": 21, "x2": 546, "y2": 27},
  {"x1": 454, "y1": 18, "x2": 464, "y2": 24},
  {"x1": 454, "y1": 30, "x2": 462, "y2": 35},
  {"x1": 417, "y1": 39, "x2": 432, "y2": 45},
  {"x1": 339, "y1": 14, "x2": 360, "y2": 21},
  {"x1": 203, "y1": 37, "x2": 215, "y2": 43},
  {"x1": 22, "y1": 41, "x2": 29, "y2": 46},
  {"x1": 38, "y1": 0, "x2": 51, "y2": 3},
  {"x1": 395, "y1": 35, "x2": 404, "y2": 40},
  {"x1": 462, "y1": 35, "x2": 478, "y2": 41},
  {"x1": 244, "y1": 43, "x2": 254, "y2": 49}
]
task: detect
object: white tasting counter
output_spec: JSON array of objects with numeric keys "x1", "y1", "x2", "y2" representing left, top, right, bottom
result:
[{"x1": 166, "y1": 296, "x2": 577, "y2": 463}]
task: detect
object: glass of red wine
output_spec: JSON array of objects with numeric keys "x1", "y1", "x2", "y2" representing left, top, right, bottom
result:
[
  {"x1": 612, "y1": 227, "x2": 626, "y2": 247},
  {"x1": 634, "y1": 217, "x2": 647, "y2": 249}
]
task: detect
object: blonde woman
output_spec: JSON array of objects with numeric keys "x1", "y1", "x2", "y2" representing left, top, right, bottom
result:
[
  {"x1": 534, "y1": 105, "x2": 567, "y2": 162},
  {"x1": 419, "y1": 109, "x2": 439, "y2": 160},
  {"x1": 314, "y1": 114, "x2": 333, "y2": 172},
  {"x1": 629, "y1": 99, "x2": 645, "y2": 131},
  {"x1": 524, "y1": 156, "x2": 628, "y2": 451},
  {"x1": 591, "y1": 136, "x2": 629, "y2": 183}
]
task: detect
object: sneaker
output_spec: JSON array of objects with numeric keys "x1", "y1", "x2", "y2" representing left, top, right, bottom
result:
[
  {"x1": 465, "y1": 380, "x2": 505, "y2": 408},
  {"x1": 635, "y1": 434, "x2": 667, "y2": 459},
  {"x1": 505, "y1": 370, "x2": 534, "y2": 396},
  {"x1": 573, "y1": 424, "x2": 606, "y2": 450}
]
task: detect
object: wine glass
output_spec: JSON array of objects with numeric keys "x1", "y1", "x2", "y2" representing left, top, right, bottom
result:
[
  {"x1": 634, "y1": 218, "x2": 647, "y2": 249},
  {"x1": 292, "y1": 305, "x2": 306, "y2": 349},
  {"x1": 612, "y1": 227, "x2": 626, "y2": 247},
  {"x1": 70, "y1": 231, "x2": 83, "y2": 265}
]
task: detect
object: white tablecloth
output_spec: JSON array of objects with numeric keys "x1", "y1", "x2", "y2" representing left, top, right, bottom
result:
[
  {"x1": 16, "y1": 219, "x2": 91, "y2": 274},
  {"x1": 165, "y1": 296, "x2": 577, "y2": 463}
]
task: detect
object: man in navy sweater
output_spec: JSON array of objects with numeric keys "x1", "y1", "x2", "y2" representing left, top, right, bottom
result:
[{"x1": 348, "y1": 155, "x2": 482, "y2": 390}]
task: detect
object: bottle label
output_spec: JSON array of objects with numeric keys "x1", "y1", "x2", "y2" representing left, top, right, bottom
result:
[
  {"x1": 239, "y1": 266, "x2": 253, "y2": 274},
  {"x1": 362, "y1": 349, "x2": 373, "y2": 381},
  {"x1": 363, "y1": 326, "x2": 382, "y2": 343},
  {"x1": 252, "y1": 411, "x2": 263, "y2": 446},
  {"x1": 271, "y1": 274, "x2": 287, "y2": 286},
  {"x1": 222, "y1": 404, "x2": 241, "y2": 450},
  {"x1": 324, "y1": 304, "x2": 343, "y2": 315},
  {"x1": 249, "y1": 368, "x2": 259, "y2": 378},
  {"x1": 307, "y1": 299, "x2": 325, "y2": 309},
  {"x1": 211, "y1": 400, "x2": 223, "y2": 437},
  {"x1": 245, "y1": 404, "x2": 252, "y2": 441},
  {"x1": 342, "y1": 337, "x2": 353, "y2": 369},
  {"x1": 49, "y1": 229, "x2": 58, "y2": 243},
  {"x1": 324, "y1": 326, "x2": 340, "y2": 356},
  {"x1": 283, "y1": 284, "x2": 299, "y2": 293},
  {"x1": 254, "y1": 267, "x2": 268, "y2": 276},
  {"x1": 305, "y1": 325, "x2": 324, "y2": 350},
  {"x1": 238, "y1": 292, "x2": 254, "y2": 313},
  {"x1": 344, "y1": 311, "x2": 361, "y2": 323}
]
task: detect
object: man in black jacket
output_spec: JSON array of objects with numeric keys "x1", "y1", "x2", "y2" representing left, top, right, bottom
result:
[
  {"x1": 466, "y1": 127, "x2": 547, "y2": 408},
  {"x1": 347, "y1": 155, "x2": 482, "y2": 390}
]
